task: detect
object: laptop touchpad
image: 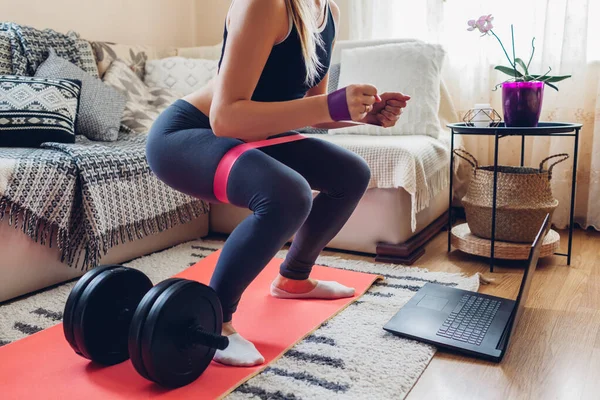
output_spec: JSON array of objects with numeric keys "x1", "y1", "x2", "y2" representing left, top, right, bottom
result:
[{"x1": 416, "y1": 295, "x2": 448, "y2": 311}]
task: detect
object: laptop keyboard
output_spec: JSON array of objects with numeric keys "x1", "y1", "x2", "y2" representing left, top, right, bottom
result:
[{"x1": 436, "y1": 295, "x2": 500, "y2": 346}]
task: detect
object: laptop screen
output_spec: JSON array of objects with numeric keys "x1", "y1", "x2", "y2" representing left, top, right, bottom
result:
[{"x1": 506, "y1": 215, "x2": 549, "y2": 341}]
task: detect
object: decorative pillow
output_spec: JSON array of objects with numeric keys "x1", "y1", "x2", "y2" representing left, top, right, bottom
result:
[
  {"x1": 176, "y1": 43, "x2": 223, "y2": 60},
  {"x1": 329, "y1": 42, "x2": 445, "y2": 138},
  {"x1": 67, "y1": 32, "x2": 100, "y2": 78},
  {"x1": 91, "y1": 42, "x2": 177, "y2": 79},
  {"x1": 0, "y1": 75, "x2": 81, "y2": 147},
  {"x1": 102, "y1": 59, "x2": 180, "y2": 133},
  {"x1": 144, "y1": 57, "x2": 218, "y2": 96},
  {"x1": 35, "y1": 48, "x2": 126, "y2": 142},
  {"x1": 0, "y1": 32, "x2": 11, "y2": 75}
]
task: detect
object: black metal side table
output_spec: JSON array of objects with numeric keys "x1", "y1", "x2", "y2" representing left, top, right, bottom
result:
[{"x1": 446, "y1": 122, "x2": 583, "y2": 272}]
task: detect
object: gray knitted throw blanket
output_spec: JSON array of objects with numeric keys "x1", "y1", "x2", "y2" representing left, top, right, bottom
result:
[
  {"x1": 0, "y1": 22, "x2": 80, "y2": 76},
  {"x1": 0, "y1": 134, "x2": 209, "y2": 270}
]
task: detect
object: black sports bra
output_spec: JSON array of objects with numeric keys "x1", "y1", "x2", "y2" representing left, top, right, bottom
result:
[{"x1": 217, "y1": 1, "x2": 336, "y2": 102}]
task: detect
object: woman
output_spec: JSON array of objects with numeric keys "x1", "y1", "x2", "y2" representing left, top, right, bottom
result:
[{"x1": 146, "y1": 0, "x2": 409, "y2": 367}]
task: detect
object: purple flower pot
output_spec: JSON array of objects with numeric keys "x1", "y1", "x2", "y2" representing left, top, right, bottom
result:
[{"x1": 502, "y1": 81, "x2": 544, "y2": 127}]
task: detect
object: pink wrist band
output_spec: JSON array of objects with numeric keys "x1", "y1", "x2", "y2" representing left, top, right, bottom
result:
[
  {"x1": 213, "y1": 134, "x2": 307, "y2": 203},
  {"x1": 327, "y1": 87, "x2": 351, "y2": 121}
]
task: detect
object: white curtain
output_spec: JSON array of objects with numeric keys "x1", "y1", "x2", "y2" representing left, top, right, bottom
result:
[{"x1": 349, "y1": 0, "x2": 600, "y2": 230}]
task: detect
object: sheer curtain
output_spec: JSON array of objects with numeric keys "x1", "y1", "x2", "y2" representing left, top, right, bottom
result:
[{"x1": 349, "y1": 0, "x2": 600, "y2": 230}]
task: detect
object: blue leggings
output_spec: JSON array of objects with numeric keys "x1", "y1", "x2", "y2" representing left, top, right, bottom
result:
[{"x1": 146, "y1": 100, "x2": 371, "y2": 322}]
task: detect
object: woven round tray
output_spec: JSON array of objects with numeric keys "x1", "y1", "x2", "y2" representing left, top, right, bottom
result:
[{"x1": 451, "y1": 223, "x2": 560, "y2": 260}]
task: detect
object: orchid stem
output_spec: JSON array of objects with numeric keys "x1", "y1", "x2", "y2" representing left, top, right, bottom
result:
[
  {"x1": 527, "y1": 37, "x2": 535, "y2": 71},
  {"x1": 511, "y1": 25, "x2": 518, "y2": 80},
  {"x1": 490, "y1": 30, "x2": 516, "y2": 70}
]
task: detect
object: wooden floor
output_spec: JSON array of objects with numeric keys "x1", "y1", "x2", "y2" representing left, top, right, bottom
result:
[{"x1": 318, "y1": 227, "x2": 600, "y2": 400}]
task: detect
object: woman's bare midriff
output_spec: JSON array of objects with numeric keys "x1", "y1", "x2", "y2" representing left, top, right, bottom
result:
[{"x1": 183, "y1": 80, "x2": 215, "y2": 118}]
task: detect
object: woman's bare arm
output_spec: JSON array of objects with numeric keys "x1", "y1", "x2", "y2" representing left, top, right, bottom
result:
[
  {"x1": 209, "y1": 0, "x2": 334, "y2": 141},
  {"x1": 304, "y1": 74, "x2": 364, "y2": 130},
  {"x1": 303, "y1": 1, "x2": 367, "y2": 130}
]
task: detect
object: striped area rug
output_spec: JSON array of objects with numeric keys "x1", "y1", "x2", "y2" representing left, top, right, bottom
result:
[{"x1": 0, "y1": 239, "x2": 480, "y2": 399}]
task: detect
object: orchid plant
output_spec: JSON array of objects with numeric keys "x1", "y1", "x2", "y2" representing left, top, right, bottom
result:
[{"x1": 467, "y1": 14, "x2": 571, "y2": 91}]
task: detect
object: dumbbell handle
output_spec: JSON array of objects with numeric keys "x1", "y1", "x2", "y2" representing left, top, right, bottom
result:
[{"x1": 187, "y1": 325, "x2": 229, "y2": 350}]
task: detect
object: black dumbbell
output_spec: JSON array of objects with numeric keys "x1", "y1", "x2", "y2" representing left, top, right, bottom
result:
[{"x1": 63, "y1": 265, "x2": 229, "y2": 388}]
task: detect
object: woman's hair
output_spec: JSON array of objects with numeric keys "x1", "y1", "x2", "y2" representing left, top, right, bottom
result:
[{"x1": 286, "y1": 0, "x2": 325, "y2": 86}]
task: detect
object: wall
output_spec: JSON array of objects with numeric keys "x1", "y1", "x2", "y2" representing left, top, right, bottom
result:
[
  {"x1": 0, "y1": 0, "x2": 351, "y2": 47},
  {"x1": 0, "y1": 0, "x2": 198, "y2": 47},
  {"x1": 195, "y1": 0, "x2": 351, "y2": 46},
  {"x1": 335, "y1": 0, "x2": 351, "y2": 42}
]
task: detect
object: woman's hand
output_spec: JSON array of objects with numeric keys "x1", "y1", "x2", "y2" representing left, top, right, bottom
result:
[
  {"x1": 361, "y1": 92, "x2": 411, "y2": 128},
  {"x1": 345, "y1": 84, "x2": 382, "y2": 122}
]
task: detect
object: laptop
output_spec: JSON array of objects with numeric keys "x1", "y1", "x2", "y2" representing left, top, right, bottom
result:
[{"x1": 383, "y1": 214, "x2": 550, "y2": 362}]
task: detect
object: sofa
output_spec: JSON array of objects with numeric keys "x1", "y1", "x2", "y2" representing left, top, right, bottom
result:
[{"x1": 0, "y1": 26, "x2": 462, "y2": 304}]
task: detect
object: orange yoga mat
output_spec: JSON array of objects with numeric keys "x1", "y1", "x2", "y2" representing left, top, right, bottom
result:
[{"x1": 0, "y1": 250, "x2": 380, "y2": 400}]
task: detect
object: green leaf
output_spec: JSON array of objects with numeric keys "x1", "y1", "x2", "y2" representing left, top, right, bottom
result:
[
  {"x1": 545, "y1": 82, "x2": 559, "y2": 91},
  {"x1": 545, "y1": 75, "x2": 571, "y2": 83},
  {"x1": 494, "y1": 65, "x2": 523, "y2": 77},
  {"x1": 515, "y1": 58, "x2": 529, "y2": 75},
  {"x1": 529, "y1": 74, "x2": 571, "y2": 83}
]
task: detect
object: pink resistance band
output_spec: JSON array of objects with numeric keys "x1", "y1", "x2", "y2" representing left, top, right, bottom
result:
[{"x1": 213, "y1": 134, "x2": 307, "y2": 203}]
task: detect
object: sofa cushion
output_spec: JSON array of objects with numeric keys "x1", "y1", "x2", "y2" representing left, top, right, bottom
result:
[
  {"x1": 329, "y1": 42, "x2": 445, "y2": 138},
  {"x1": 91, "y1": 41, "x2": 177, "y2": 79},
  {"x1": 144, "y1": 57, "x2": 218, "y2": 96},
  {"x1": 102, "y1": 59, "x2": 180, "y2": 133},
  {"x1": 35, "y1": 48, "x2": 126, "y2": 142},
  {"x1": 0, "y1": 75, "x2": 81, "y2": 147},
  {"x1": 304, "y1": 133, "x2": 450, "y2": 231}
]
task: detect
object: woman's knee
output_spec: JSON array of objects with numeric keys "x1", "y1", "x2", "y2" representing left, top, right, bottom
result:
[
  {"x1": 336, "y1": 153, "x2": 371, "y2": 197},
  {"x1": 256, "y1": 173, "x2": 313, "y2": 222},
  {"x1": 352, "y1": 154, "x2": 372, "y2": 190}
]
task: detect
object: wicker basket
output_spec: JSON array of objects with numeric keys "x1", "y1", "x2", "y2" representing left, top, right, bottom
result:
[{"x1": 454, "y1": 149, "x2": 569, "y2": 243}]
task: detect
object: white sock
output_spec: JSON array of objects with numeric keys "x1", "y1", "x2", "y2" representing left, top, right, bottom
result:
[
  {"x1": 270, "y1": 280, "x2": 355, "y2": 299},
  {"x1": 213, "y1": 333, "x2": 265, "y2": 367}
]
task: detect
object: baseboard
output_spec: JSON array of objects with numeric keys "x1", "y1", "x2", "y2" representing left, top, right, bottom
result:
[
  {"x1": 375, "y1": 247, "x2": 426, "y2": 265},
  {"x1": 375, "y1": 212, "x2": 449, "y2": 265}
]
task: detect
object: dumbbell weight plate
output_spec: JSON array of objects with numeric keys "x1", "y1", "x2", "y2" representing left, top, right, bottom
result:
[
  {"x1": 130, "y1": 280, "x2": 224, "y2": 388},
  {"x1": 128, "y1": 278, "x2": 183, "y2": 382},
  {"x1": 64, "y1": 265, "x2": 122, "y2": 356},
  {"x1": 67, "y1": 266, "x2": 153, "y2": 365}
]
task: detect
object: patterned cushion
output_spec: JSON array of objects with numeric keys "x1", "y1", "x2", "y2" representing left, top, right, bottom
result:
[
  {"x1": 67, "y1": 32, "x2": 99, "y2": 78},
  {"x1": 91, "y1": 42, "x2": 177, "y2": 79},
  {"x1": 0, "y1": 75, "x2": 81, "y2": 147},
  {"x1": 102, "y1": 59, "x2": 180, "y2": 133},
  {"x1": 328, "y1": 63, "x2": 341, "y2": 93},
  {"x1": 176, "y1": 43, "x2": 223, "y2": 60},
  {"x1": 0, "y1": 32, "x2": 11, "y2": 75},
  {"x1": 144, "y1": 57, "x2": 218, "y2": 96},
  {"x1": 35, "y1": 48, "x2": 126, "y2": 142},
  {"x1": 295, "y1": 126, "x2": 329, "y2": 134}
]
